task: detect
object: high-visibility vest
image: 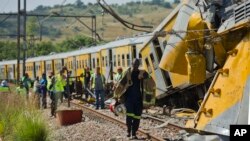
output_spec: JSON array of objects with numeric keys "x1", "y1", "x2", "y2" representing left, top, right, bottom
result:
[
  {"x1": 69, "y1": 77, "x2": 74, "y2": 85},
  {"x1": 47, "y1": 76, "x2": 55, "y2": 91},
  {"x1": 114, "y1": 67, "x2": 156, "y2": 107},
  {"x1": 91, "y1": 73, "x2": 105, "y2": 89},
  {"x1": 55, "y1": 74, "x2": 65, "y2": 92},
  {"x1": 16, "y1": 87, "x2": 27, "y2": 96},
  {"x1": 114, "y1": 73, "x2": 123, "y2": 83}
]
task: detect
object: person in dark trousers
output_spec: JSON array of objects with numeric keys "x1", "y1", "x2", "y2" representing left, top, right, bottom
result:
[
  {"x1": 83, "y1": 67, "x2": 91, "y2": 100},
  {"x1": 47, "y1": 72, "x2": 56, "y2": 117},
  {"x1": 40, "y1": 73, "x2": 47, "y2": 109},
  {"x1": 124, "y1": 59, "x2": 144, "y2": 139},
  {"x1": 21, "y1": 73, "x2": 31, "y2": 99}
]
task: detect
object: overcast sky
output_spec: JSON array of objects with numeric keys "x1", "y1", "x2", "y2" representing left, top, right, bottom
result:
[{"x1": 0, "y1": 0, "x2": 153, "y2": 13}]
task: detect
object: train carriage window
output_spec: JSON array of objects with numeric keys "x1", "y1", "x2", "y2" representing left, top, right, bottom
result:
[
  {"x1": 127, "y1": 54, "x2": 130, "y2": 66},
  {"x1": 122, "y1": 54, "x2": 125, "y2": 67},
  {"x1": 114, "y1": 55, "x2": 116, "y2": 67},
  {"x1": 93, "y1": 58, "x2": 96, "y2": 68},
  {"x1": 118, "y1": 55, "x2": 121, "y2": 67},
  {"x1": 79, "y1": 60, "x2": 82, "y2": 68},
  {"x1": 150, "y1": 53, "x2": 157, "y2": 69},
  {"x1": 132, "y1": 45, "x2": 136, "y2": 59},
  {"x1": 85, "y1": 60, "x2": 87, "y2": 68},
  {"x1": 70, "y1": 62, "x2": 72, "y2": 69},
  {"x1": 97, "y1": 58, "x2": 99, "y2": 67},
  {"x1": 77, "y1": 60, "x2": 79, "y2": 69},
  {"x1": 139, "y1": 53, "x2": 142, "y2": 66},
  {"x1": 105, "y1": 56, "x2": 108, "y2": 67},
  {"x1": 102, "y1": 57, "x2": 105, "y2": 67},
  {"x1": 145, "y1": 58, "x2": 152, "y2": 74}
]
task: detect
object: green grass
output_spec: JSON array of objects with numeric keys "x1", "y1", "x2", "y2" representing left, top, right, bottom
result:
[{"x1": 0, "y1": 91, "x2": 49, "y2": 141}]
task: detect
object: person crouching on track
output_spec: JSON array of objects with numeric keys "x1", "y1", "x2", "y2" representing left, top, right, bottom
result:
[
  {"x1": 47, "y1": 72, "x2": 56, "y2": 117},
  {"x1": 90, "y1": 66, "x2": 106, "y2": 110},
  {"x1": 40, "y1": 73, "x2": 47, "y2": 109}
]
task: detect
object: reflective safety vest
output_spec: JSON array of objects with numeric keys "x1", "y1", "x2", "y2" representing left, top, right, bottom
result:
[
  {"x1": 47, "y1": 76, "x2": 55, "y2": 91},
  {"x1": 114, "y1": 67, "x2": 156, "y2": 108},
  {"x1": 69, "y1": 77, "x2": 74, "y2": 85},
  {"x1": 91, "y1": 73, "x2": 105, "y2": 89},
  {"x1": 16, "y1": 87, "x2": 27, "y2": 96},
  {"x1": 55, "y1": 74, "x2": 65, "y2": 92},
  {"x1": 114, "y1": 73, "x2": 123, "y2": 83}
]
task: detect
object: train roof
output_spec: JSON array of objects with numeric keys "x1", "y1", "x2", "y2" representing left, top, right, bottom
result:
[
  {"x1": 0, "y1": 35, "x2": 150, "y2": 65},
  {"x1": 139, "y1": 2, "x2": 183, "y2": 51},
  {"x1": 0, "y1": 60, "x2": 17, "y2": 65}
]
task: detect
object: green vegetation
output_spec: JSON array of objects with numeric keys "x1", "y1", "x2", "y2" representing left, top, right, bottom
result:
[
  {"x1": 0, "y1": 35, "x2": 94, "y2": 60},
  {"x1": 0, "y1": 0, "x2": 179, "y2": 61},
  {"x1": 0, "y1": 93, "x2": 49, "y2": 141}
]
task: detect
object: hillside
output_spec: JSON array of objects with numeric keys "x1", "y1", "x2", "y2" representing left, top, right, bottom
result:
[
  {"x1": 1, "y1": 1, "x2": 177, "y2": 42},
  {"x1": 0, "y1": 0, "x2": 179, "y2": 60}
]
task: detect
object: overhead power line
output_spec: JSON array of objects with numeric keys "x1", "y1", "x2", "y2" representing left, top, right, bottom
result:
[{"x1": 97, "y1": 0, "x2": 153, "y2": 32}]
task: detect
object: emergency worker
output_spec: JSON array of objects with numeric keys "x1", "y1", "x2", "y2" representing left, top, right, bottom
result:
[
  {"x1": 55, "y1": 70, "x2": 66, "y2": 104},
  {"x1": 47, "y1": 72, "x2": 56, "y2": 117},
  {"x1": 122, "y1": 59, "x2": 147, "y2": 139},
  {"x1": 68, "y1": 70, "x2": 74, "y2": 95},
  {"x1": 21, "y1": 73, "x2": 31, "y2": 99},
  {"x1": 40, "y1": 73, "x2": 47, "y2": 109},
  {"x1": 113, "y1": 67, "x2": 123, "y2": 90},
  {"x1": 16, "y1": 82, "x2": 27, "y2": 97},
  {"x1": 83, "y1": 67, "x2": 91, "y2": 100},
  {"x1": 90, "y1": 66, "x2": 106, "y2": 109}
]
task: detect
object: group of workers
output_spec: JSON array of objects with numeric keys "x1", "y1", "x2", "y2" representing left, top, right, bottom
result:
[{"x1": 13, "y1": 58, "x2": 147, "y2": 139}]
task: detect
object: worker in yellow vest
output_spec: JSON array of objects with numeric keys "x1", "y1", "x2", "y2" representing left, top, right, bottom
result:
[
  {"x1": 16, "y1": 82, "x2": 27, "y2": 98},
  {"x1": 55, "y1": 70, "x2": 66, "y2": 104},
  {"x1": 113, "y1": 67, "x2": 123, "y2": 90},
  {"x1": 90, "y1": 66, "x2": 106, "y2": 110}
]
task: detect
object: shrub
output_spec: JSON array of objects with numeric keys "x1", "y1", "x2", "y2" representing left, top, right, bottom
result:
[{"x1": 0, "y1": 93, "x2": 49, "y2": 141}]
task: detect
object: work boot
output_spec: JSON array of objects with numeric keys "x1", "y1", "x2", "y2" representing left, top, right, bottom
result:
[
  {"x1": 131, "y1": 135, "x2": 138, "y2": 140},
  {"x1": 127, "y1": 132, "x2": 131, "y2": 138}
]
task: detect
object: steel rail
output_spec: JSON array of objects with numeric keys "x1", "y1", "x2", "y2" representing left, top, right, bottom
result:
[{"x1": 70, "y1": 100, "x2": 165, "y2": 141}]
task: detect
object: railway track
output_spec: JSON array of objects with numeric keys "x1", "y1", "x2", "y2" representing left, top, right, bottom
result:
[{"x1": 69, "y1": 100, "x2": 166, "y2": 141}]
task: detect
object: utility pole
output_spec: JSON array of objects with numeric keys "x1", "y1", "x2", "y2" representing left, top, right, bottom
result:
[
  {"x1": 22, "y1": 0, "x2": 27, "y2": 76},
  {"x1": 17, "y1": 0, "x2": 21, "y2": 82}
]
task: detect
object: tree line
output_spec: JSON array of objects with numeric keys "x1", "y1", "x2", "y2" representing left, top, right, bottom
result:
[{"x1": 0, "y1": 35, "x2": 94, "y2": 61}]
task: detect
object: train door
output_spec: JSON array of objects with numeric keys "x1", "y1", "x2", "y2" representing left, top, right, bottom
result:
[
  {"x1": 13, "y1": 64, "x2": 16, "y2": 80},
  {"x1": 0, "y1": 65, "x2": 5, "y2": 80},
  {"x1": 109, "y1": 49, "x2": 113, "y2": 80},
  {"x1": 7, "y1": 65, "x2": 14, "y2": 80},
  {"x1": 153, "y1": 38, "x2": 172, "y2": 86},
  {"x1": 132, "y1": 45, "x2": 137, "y2": 60},
  {"x1": 52, "y1": 60, "x2": 55, "y2": 74},
  {"x1": 43, "y1": 61, "x2": 46, "y2": 74},
  {"x1": 73, "y1": 56, "x2": 76, "y2": 76},
  {"x1": 33, "y1": 62, "x2": 36, "y2": 79}
]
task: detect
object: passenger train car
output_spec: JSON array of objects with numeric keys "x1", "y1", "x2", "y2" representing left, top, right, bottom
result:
[{"x1": 0, "y1": 35, "x2": 151, "y2": 84}]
